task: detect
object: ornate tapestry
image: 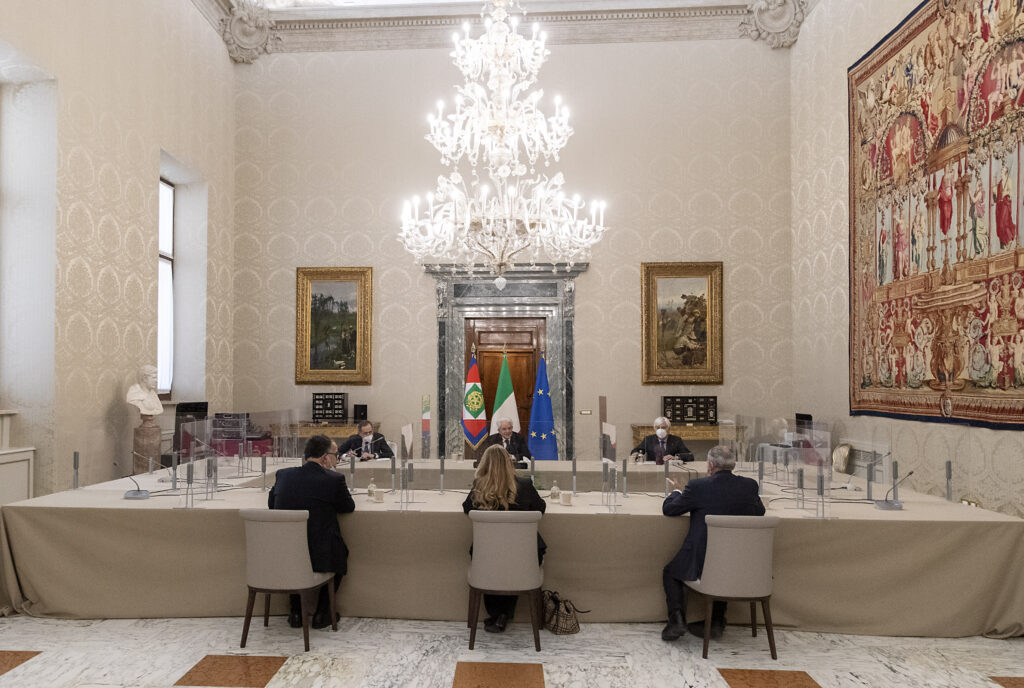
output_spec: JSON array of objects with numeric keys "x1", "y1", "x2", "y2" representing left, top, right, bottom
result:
[{"x1": 849, "y1": 0, "x2": 1024, "y2": 427}]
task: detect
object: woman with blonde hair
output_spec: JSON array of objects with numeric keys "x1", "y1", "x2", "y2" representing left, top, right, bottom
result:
[{"x1": 462, "y1": 445, "x2": 546, "y2": 633}]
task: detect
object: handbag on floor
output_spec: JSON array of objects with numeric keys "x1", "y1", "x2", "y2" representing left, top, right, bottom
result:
[{"x1": 542, "y1": 589, "x2": 589, "y2": 634}]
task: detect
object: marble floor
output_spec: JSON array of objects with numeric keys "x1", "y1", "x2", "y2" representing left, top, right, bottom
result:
[{"x1": 0, "y1": 614, "x2": 1022, "y2": 688}]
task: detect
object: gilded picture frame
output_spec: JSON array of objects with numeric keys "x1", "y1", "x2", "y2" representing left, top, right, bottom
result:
[
  {"x1": 641, "y1": 262, "x2": 723, "y2": 384},
  {"x1": 295, "y1": 266, "x2": 372, "y2": 385}
]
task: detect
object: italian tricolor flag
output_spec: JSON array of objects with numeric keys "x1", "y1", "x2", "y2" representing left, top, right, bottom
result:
[
  {"x1": 462, "y1": 355, "x2": 488, "y2": 448},
  {"x1": 489, "y1": 354, "x2": 520, "y2": 434}
]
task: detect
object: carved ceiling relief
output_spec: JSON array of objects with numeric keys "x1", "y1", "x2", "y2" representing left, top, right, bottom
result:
[
  {"x1": 195, "y1": 0, "x2": 808, "y2": 62},
  {"x1": 740, "y1": 0, "x2": 809, "y2": 49},
  {"x1": 220, "y1": 0, "x2": 281, "y2": 64}
]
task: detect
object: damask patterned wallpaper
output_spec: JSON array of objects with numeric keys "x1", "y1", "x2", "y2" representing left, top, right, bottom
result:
[
  {"x1": 793, "y1": 0, "x2": 1024, "y2": 516},
  {"x1": 233, "y1": 40, "x2": 793, "y2": 452},
  {"x1": 0, "y1": 0, "x2": 235, "y2": 494}
]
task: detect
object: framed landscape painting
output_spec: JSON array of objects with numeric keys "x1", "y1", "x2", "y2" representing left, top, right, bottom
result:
[
  {"x1": 641, "y1": 262, "x2": 723, "y2": 384},
  {"x1": 295, "y1": 266, "x2": 372, "y2": 384}
]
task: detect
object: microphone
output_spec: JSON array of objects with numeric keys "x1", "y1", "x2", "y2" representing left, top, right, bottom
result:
[
  {"x1": 874, "y1": 470, "x2": 914, "y2": 510},
  {"x1": 114, "y1": 456, "x2": 150, "y2": 500},
  {"x1": 132, "y1": 449, "x2": 155, "y2": 474},
  {"x1": 124, "y1": 474, "x2": 150, "y2": 500}
]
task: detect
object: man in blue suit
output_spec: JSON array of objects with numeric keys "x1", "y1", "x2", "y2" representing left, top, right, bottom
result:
[
  {"x1": 661, "y1": 445, "x2": 765, "y2": 641},
  {"x1": 269, "y1": 434, "x2": 355, "y2": 629}
]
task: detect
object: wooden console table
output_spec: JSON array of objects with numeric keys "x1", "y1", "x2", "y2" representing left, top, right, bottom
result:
[
  {"x1": 274, "y1": 422, "x2": 379, "y2": 441},
  {"x1": 630, "y1": 423, "x2": 721, "y2": 450}
]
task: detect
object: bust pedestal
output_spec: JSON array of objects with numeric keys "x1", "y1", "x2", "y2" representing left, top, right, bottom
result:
[{"x1": 133, "y1": 414, "x2": 161, "y2": 474}]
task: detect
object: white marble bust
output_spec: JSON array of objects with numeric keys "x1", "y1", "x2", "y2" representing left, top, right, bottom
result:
[{"x1": 126, "y1": 365, "x2": 163, "y2": 416}]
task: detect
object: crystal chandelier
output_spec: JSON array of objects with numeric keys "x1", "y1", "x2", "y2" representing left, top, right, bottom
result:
[{"x1": 399, "y1": 0, "x2": 607, "y2": 281}]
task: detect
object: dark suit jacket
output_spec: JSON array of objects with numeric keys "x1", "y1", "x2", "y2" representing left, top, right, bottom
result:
[
  {"x1": 485, "y1": 432, "x2": 533, "y2": 460},
  {"x1": 339, "y1": 432, "x2": 394, "y2": 460},
  {"x1": 662, "y1": 470, "x2": 765, "y2": 582},
  {"x1": 268, "y1": 461, "x2": 356, "y2": 575},
  {"x1": 633, "y1": 434, "x2": 691, "y2": 462},
  {"x1": 463, "y1": 476, "x2": 547, "y2": 562}
]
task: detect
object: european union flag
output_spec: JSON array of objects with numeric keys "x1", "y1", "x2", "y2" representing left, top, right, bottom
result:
[{"x1": 527, "y1": 355, "x2": 558, "y2": 460}]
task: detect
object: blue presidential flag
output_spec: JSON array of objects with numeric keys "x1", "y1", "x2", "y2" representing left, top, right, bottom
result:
[{"x1": 527, "y1": 355, "x2": 558, "y2": 460}]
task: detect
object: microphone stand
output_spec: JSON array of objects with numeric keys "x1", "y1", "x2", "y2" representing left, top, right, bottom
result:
[
  {"x1": 874, "y1": 465, "x2": 915, "y2": 511},
  {"x1": 123, "y1": 474, "x2": 149, "y2": 500},
  {"x1": 118, "y1": 456, "x2": 150, "y2": 500},
  {"x1": 131, "y1": 449, "x2": 154, "y2": 475}
]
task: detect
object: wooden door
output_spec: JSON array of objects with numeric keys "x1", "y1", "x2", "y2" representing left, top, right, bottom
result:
[{"x1": 464, "y1": 317, "x2": 546, "y2": 460}]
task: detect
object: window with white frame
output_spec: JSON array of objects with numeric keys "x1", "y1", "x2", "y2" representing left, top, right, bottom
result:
[{"x1": 157, "y1": 179, "x2": 174, "y2": 394}]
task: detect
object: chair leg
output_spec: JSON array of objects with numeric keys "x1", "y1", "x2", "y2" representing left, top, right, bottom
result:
[
  {"x1": 467, "y1": 588, "x2": 473, "y2": 628},
  {"x1": 537, "y1": 589, "x2": 545, "y2": 630},
  {"x1": 750, "y1": 601, "x2": 757, "y2": 637},
  {"x1": 327, "y1": 581, "x2": 338, "y2": 631},
  {"x1": 468, "y1": 588, "x2": 482, "y2": 650},
  {"x1": 240, "y1": 588, "x2": 256, "y2": 648},
  {"x1": 263, "y1": 593, "x2": 271, "y2": 627},
  {"x1": 761, "y1": 598, "x2": 777, "y2": 660},
  {"x1": 300, "y1": 590, "x2": 313, "y2": 652},
  {"x1": 702, "y1": 597, "x2": 713, "y2": 659},
  {"x1": 527, "y1": 589, "x2": 542, "y2": 652}
]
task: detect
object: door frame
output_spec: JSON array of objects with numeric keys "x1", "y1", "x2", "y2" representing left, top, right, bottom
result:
[{"x1": 428, "y1": 263, "x2": 588, "y2": 461}]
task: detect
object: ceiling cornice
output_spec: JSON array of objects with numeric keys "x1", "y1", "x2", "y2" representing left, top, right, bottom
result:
[{"x1": 191, "y1": 0, "x2": 807, "y2": 62}]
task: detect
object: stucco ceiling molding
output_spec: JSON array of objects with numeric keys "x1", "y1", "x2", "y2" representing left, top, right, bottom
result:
[
  {"x1": 191, "y1": 0, "x2": 805, "y2": 57},
  {"x1": 738, "y1": 0, "x2": 807, "y2": 49},
  {"x1": 219, "y1": 0, "x2": 283, "y2": 63}
]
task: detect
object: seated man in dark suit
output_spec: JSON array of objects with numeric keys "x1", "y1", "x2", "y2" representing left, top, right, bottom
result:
[
  {"x1": 661, "y1": 444, "x2": 765, "y2": 641},
  {"x1": 268, "y1": 434, "x2": 355, "y2": 630},
  {"x1": 339, "y1": 420, "x2": 394, "y2": 461},
  {"x1": 485, "y1": 418, "x2": 532, "y2": 461},
  {"x1": 633, "y1": 416, "x2": 692, "y2": 464}
]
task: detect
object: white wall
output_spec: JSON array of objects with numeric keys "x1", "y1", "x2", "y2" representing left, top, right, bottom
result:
[
  {"x1": 0, "y1": 74, "x2": 57, "y2": 470},
  {"x1": 232, "y1": 39, "x2": 793, "y2": 452},
  {"x1": 0, "y1": 0, "x2": 235, "y2": 494}
]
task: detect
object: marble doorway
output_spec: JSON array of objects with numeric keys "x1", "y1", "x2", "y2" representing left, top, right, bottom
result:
[{"x1": 427, "y1": 264, "x2": 588, "y2": 461}]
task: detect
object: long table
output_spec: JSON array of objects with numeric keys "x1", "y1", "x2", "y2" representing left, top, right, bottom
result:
[{"x1": 1, "y1": 460, "x2": 1022, "y2": 638}]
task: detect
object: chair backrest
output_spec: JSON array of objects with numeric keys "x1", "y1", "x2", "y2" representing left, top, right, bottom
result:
[
  {"x1": 238, "y1": 508, "x2": 322, "y2": 590},
  {"x1": 697, "y1": 515, "x2": 780, "y2": 598},
  {"x1": 468, "y1": 510, "x2": 543, "y2": 591}
]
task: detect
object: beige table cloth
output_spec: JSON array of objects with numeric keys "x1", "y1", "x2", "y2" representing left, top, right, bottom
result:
[{"x1": 1, "y1": 462, "x2": 1022, "y2": 637}]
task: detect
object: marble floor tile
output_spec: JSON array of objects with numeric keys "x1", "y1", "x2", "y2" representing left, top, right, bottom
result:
[
  {"x1": 266, "y1": 654, "x2": 369, "y2": 688},
  {"x1": 174, "y1": 655, "x2": 288, "y2": 687},
  {"x1": 0, "y1": 616, "x2": 1021, "y2": 688},
  {"x1": 718, "y1": 669, "x2": 820, "y2": 688},
  {"x1": 0, "y1": 650, "x2": 40, "y2": 677},
  {"x1": 451, "y1": 662, "x2": 544, "y2": 688}
]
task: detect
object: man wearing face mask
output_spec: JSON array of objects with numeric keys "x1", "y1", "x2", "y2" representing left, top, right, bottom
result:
[
  {"x1": 632, "y1": 416, "x2": 691, "y2": 464},
  {"x1": 339, "y1": 420, "x2": 394, "y2": 461}
]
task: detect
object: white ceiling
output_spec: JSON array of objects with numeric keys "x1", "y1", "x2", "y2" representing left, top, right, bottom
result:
[{"x1": 263, "y1": 0, "x2": 729, "y2": 12}]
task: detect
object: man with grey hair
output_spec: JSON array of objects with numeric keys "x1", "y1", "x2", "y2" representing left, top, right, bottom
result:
[
  {"x1": 632, "y1": 416, "x2": 691, "y2": 464},
  {"x1": 485, "y1": 418, "x2": 532, "y2": 461},
  {"x1": 660, "y1": 444, "x2": 764, "y2": 642}
]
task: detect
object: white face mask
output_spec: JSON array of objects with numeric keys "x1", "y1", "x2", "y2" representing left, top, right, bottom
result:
[{"x1": 655, "y1": 428, "x2": 668, "y2": 439}]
